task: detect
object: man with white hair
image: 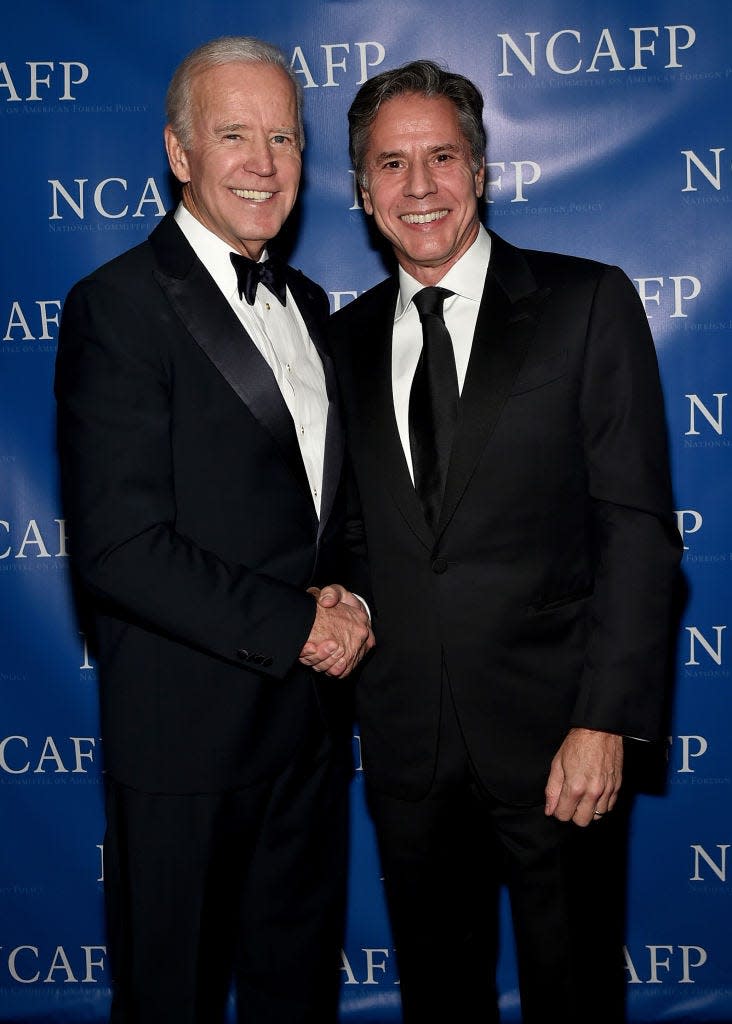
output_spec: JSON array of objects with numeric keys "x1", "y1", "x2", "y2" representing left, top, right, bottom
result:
[{"x1": 55, "y1": 35, "x2": 372, "y2": 1024}]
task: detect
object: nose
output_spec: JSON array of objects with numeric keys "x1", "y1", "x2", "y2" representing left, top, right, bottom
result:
[
  {"x1": 243, "y1": 134, "x2": 275, "y2": 177},
  {"x1": 404, "y1": 159, "x2": 436, "y2": 199}
]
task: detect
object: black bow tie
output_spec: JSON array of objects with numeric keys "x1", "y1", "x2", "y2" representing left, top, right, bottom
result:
[{"x1": 230, "y1": 252, "x2": 287, "y2": 307}]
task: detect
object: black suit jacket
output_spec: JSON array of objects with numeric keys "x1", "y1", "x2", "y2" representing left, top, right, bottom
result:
[
  {"x1": 330, "y1": 230, "x2": 682, "y2": 804},
  {"x1": 55, "y1": 212, "x2": 350, "y2": 793}
]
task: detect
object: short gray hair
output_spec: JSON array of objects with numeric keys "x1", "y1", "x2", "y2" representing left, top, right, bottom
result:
[
  {"x1": 166, "y1": 35, "x2": 304, "y2": 150},
  {"x1": 348, "y1": 60, "x2": 486, "y2": 188}
]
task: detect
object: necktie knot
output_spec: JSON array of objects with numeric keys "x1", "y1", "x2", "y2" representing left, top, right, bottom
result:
[
  {"x1": 230, "y1": 252, "x2": 287, "y2": 307},
  {"x1": 412, "y1": 286, "x2": 453, "y2": 322}
]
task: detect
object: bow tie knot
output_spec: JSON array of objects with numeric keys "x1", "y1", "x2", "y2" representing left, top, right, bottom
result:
[{"x1": 230, "y1": 252, "x2": 287, "y2": 307}]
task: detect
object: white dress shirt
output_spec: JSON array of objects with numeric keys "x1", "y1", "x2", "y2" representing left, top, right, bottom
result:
[
  {"x1": 392, "y1": 225, "x2": 492, "y2": 480},
  {"x1": 174, "y1": 204, "x2": 328, "y2": 517}
]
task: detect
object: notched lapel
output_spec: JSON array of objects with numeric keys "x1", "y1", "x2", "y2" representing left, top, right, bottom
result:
[
  {"x1": 436, "y1": 269, "x2": 550, "y2": 538},
  {"x1": 353, "y1": 286, "x2": 434, "y2": 551}
]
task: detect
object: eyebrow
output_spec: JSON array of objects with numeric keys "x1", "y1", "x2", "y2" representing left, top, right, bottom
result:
[
  {"x1": 372, "y1": 142, "x2": 463, "y2": 162},
  {"x1": 214, "y1": 122, "x2": 298, "y2": 135}
]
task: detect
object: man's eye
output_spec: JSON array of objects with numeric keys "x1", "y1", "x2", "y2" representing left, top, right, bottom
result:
[
  {"x1": 435, "y1": 152, "x2": 452, "y2": 163},
  {"x1": 272, "y1": 134, "x2": 291, "y2": 144}
]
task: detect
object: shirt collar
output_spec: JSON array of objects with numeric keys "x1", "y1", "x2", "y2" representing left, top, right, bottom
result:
[
  {"x1": 174, "y1": 203, "x2": 268, "y2": 300},
  {"x1": 395, "y1": 224, "x2": 492, "y2": 320}
]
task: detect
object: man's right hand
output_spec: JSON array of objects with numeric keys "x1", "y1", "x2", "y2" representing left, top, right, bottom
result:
[{"x1": 299, "y1": 585, "x2": 374, "y2": 677}]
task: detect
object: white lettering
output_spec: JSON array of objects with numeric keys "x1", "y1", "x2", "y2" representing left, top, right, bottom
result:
[
  {"x1": 38, "y1": 300, "x2": 62, "y2": 340},
  {"x1": 0, "y1": 737, "x2": 30, "y2": 774},
  {"x1": 16, "y1": 520, "x2": 51, "y2": 559},
  {"x1": 674, "y1": 510, "x2": 702, "y2": 550},
  {"x1": 133, "y1": 177, "x2": 166, "y2": 218},
  {"x1": 8, "y1": 946, "x2": 40, "y2": 983},
  {"x1": 93, "y1": 178, "x2": 128, "y2": 219},
  {"x1": 35, "y1": 736, "x2": 67, "y2": 774},
  {"x1": 497, "y1": 25, "x2": 695, "y2": 77},
  {"x1": 27, "y1": 61, "x2": 56, "y2": 100},
  {"x1": 81, "y1": 946, "x2": 106, "y2": 983},
  {"x1": 0, "y1": 62, "x2": 22, "y2": 101},
  {"x1": 681, "y1": 149, "x2": 724, "y2": 193},
  {"x1": 70, "y1": 737, "x2": 96, "y2": 773},
  {"x1": 49, "y1": 178, "x2": 87, "y2": 220},
  {"x1": 679, "y1": 945, "x2": 707, "y2": 983},
  {"x1": 354, "y1": 42, "x2": 386, "y2": 84},
  {"x1": 666, "y1": 25, "x2": 696, "y2": 69},
  {"x1": 675, "y1": 734, "x2": 708, "y2": 773},
  {"x1": 60, "y1": 61, "x2": 90, "y2": 100},
  {"x1": 587, "y1": 28, "x2": 625, "y2": 72},
  {"x1": 45, "y1": 946, "x2": 77, "y2": 983},
  {"x1": 685, "y1": 625, "x2": 726, "y2": 666},
  {"x1": 669, "y1": 275, "x2": 701, "y2": 317},
  {"x1": 80, "y1": 633, "x2": 94, "y2": 671},
  {"x1": 690, "y1": 844, "x2": 728, "y2": 882},
  {"x1": 363, "y1": 948, "x2": 390, "y2": 985},
  {"x1": 498, "y1": 32, "x2": 539, "y2": 76},
  {"x1": 647, "y1": 945, "x2": 674, "y2": 983},
  {"x1": 634, "y1": 277, "x2": 664, "y2": 317},
  {"x1": 322, "y1": 43, "x2": 350, "y2": 87},
  {"x1": 3, "y1": 302, "x2": 33, "y2": 341},
  {"x1": 0, "y1": 521, "x2": 10, "y2": 559},
  {"x1": 546, "y1": 30, "x2": 582, "y2": 75},
  {"x1": 630, "y1": 27, "x2": 659, "y2": 69},
  {"x1": 685, "y1": 394, "x2": 726, "y2": 436},
  {"x1": 290, "y1": 46, "x2": 317, "y2": 89}
]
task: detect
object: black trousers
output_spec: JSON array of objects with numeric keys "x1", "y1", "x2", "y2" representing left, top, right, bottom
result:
[
  {"x1": 366, "y1": 676, "x2": 630, "y2": 1024},
  {"x1": 103, "y1": 725, "x2": 351, "y2": 1024}
]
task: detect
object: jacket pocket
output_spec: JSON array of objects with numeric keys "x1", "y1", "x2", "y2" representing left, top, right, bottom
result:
[{"x1": 528, "y1": 586, "x2": 593, "y2": 614}]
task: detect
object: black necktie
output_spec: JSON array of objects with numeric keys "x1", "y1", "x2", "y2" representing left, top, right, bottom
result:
[
  {"x1": 408, "y1": 287, "x2": 459, "y2": 532},
  {"x1": 230, "y1": 252, "x2": 287, "y2": 307}
]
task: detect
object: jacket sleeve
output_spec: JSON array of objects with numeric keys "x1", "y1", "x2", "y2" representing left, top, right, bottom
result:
[
  {"x1": 571, "y1": 264, "x2": 683, "y2": 739},
  {"x1": 54, "y1": 274, "x2": 317, "y2": 680}
]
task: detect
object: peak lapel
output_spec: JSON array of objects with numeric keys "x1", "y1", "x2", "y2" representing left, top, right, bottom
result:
[{"x1": 150, "y1": 217, "x2": 311, "y2": 500}]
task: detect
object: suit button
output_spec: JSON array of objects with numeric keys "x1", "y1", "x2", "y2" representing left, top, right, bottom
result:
[
  {"x1": 261, "y1": 656, "x2": 273, "y2": 667},
  {"x1": 236, "y1": 648, "x2": 250, "y2": 661},
  {"x1": 431, "y1": 557, "x2": 448, "y2": 574}
]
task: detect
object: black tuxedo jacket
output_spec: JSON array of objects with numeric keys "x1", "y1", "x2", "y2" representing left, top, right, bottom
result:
[
  {"x1": 55, "y1": 212, "x2": 350, "y2": 794},
  {"x1": 330, "y1": 231, "x2": 682, "y2": 804}
]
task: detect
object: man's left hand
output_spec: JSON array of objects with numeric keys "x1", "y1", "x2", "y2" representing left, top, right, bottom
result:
[
  {"x1": 299, "y1": 584, "x2": 374, "y2": 677},
  {"x1": 544, "y1": 727, "x2": 623, "y2": 827}
]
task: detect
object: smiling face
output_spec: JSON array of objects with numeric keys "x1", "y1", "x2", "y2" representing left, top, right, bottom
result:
[
  {"x1": 164, "y1": 61, "x2": 302, "y2": 259},
  {"x1": 360, "y1": 93, "x2": 485, "y2": 285}
]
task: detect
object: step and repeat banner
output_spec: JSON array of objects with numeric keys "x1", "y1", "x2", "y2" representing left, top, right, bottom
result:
[{"x1": 2, "y1": 1, "x2": 730, "y2": 1020}]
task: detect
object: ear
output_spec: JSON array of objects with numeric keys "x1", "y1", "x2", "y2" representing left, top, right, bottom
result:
[
  {"x1": 361, "y1": 186, "x2": 374, "y2": 216},
  {"x1": 164, "y1": 125, "x2": 190, "y2": 184},
  {"x1": 474, "y1": 157, "x2": 486, "y2": 198}
]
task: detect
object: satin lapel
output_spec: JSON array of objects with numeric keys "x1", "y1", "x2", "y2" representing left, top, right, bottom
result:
[
  {"x1": 436, "y1": 250, "x2": 550, "y2": 539},
  {"x1": 355, "y1": 284, "x2": 434, "y2": 551},
  {"x1": 288, "y1": 271, "x2": 343, "y2": 538},
  {"x1": 151, "y1": 222, "x2": 310, "y2": 498}
]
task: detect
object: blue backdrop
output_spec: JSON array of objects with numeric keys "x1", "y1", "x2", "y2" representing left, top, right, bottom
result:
[{"x1": 2, "y1": 1, "x2": 730, "y2": 1020}]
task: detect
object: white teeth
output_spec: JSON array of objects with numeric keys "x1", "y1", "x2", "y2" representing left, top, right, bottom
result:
[
  {"x1": 400, "y1": 210, "x2": 448, "y2": 224},
  {"x1": 231, "y1": 188, "x2": 273, "y2": 200}
]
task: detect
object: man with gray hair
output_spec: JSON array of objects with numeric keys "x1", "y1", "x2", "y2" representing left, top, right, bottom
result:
[
  {"x1": 328, "y1": 59, "x2": 681, "y2": 1023},
  {"x1": 55, "y1": 35, "x2": 372, "y2": 1023}
]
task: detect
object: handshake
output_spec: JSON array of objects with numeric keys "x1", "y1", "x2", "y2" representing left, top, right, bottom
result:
[{"x1": 299, "y1": 584, "x2": 375, "y2": 678}]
